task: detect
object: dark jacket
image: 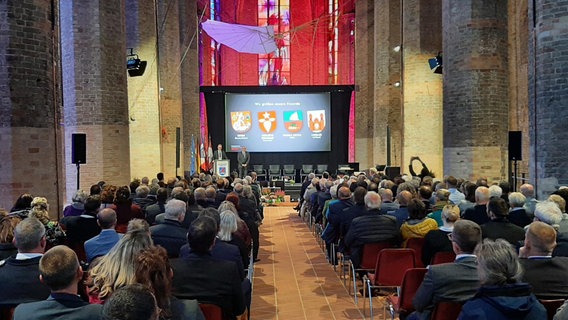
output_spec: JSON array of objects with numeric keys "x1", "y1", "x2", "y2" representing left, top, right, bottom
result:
[
  {"x1": 463, "y1": 204, "x2": 490, "y2": 225},
  {"x1": 458, "y1": 283, "x2": 547, "y2": 320},
  {"x1": 339, "y1": 203, "x2": 368, "y2": 239},
  {"x1": 508, "y1": 208, "x2": 532, "y2": 228},
  {"x1": 150, "y1": 219, "x2": 188, "y2": 258},
  {"x1": 344, "y1": 211, "x2": 400, "y2": 267},
  {"x1": 421, "y1": 228, "x2": 453, "y2": 267},
  {"x1": 13, "y1": 293, "x2": 102, "y2": 320},
  {"x1": 0, "y1": 256, "x2": 51, "y2": 306},
  {"x1": 59, "y1": 214, "x2": 101, "y2": 245},
  {"x1": 321, "y1": 199, "x2": 353, "y2": 244},
  {"x1": 520, "y1": 257, "x2": 568, "y2": 300},
  {"x1": 481, "y1": 219, "x2": 525, "y2": 247}
]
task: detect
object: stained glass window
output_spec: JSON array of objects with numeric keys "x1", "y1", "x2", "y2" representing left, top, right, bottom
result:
[{"x1": 258, "y1": 0, "x2": 290, "y2": 86}]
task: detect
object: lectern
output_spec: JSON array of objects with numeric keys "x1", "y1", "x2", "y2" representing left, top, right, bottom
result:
[{"x1": 215, "y1": 160, "x2": 230, "y2": 177}]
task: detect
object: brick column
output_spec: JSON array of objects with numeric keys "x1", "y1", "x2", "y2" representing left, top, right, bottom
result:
[
  {"x1": 529, "y1": 0, "x2": 568, "y2": 197},
  {"x1": 442, "y1": 0, "x2": 509, "y2": 181},
  {"x1": 0, "y1": 1, "x2": 61, "y2": 214},
  {"x1": 60, "y1": 0, "x2": 130, "y2": 198}
]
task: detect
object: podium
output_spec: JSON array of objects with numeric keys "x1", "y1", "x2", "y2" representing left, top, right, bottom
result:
[{"x1": 215, "y1": 159, "x2": 230, "y2": 177}]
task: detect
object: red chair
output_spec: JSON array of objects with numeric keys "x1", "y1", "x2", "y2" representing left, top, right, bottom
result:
[
  {"x1": 539, "y1": 299, "x2": 565, "y2": 320},
  {"x1": 348, "y1": 242, "x2": 393, "y2": 303},
  {"x1": 385, "y1": 268, "x2": 428, "y2": 320},
  {"x1": 363, "y1": 248, "x2": 415, "y2": 319},
  {"x1": 199, "y1": 303, "x2": 223, "y2": 320},
  {"x1": 405, "y1": 237, "x2": 426, "y2": 268},
  {"x1": 430, "y1": 301, "x2": 463, "y2": 320},
  {"x1": 430, "y1": 251, "x2": 456, "y2": 265}
]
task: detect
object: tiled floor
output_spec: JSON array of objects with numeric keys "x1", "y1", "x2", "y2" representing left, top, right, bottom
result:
[{"x1": 251, "y1": 207, "x2": 387, "y2": 320}]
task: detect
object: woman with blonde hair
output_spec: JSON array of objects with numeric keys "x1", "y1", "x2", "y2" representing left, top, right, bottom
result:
[
  {"x1": 29, "y1": 197, "x2": 66, "y2": 247},
  {"x1": 421, "y1": 204, "x2": 460, "y2": 266},
  {"x1": 0, "y1": 215, "x2": 21, "y2": 259},
  {"x1": 88, "y1": 219, "x2": 153, "y2": 303}
]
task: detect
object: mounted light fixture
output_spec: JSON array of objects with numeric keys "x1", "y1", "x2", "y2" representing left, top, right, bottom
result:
[
  {"x1": 393, "y1": 45, "x2": 401, "y2": 52},
  {"x1": 428, "y1": 52, "x2": 443, "y2": 74},
  {"x1": 126, "y1": 48, "x2": 147, "y2": 77},
  {"x1": 393, "y1": 81, "x2": 401, "y2": 87}
]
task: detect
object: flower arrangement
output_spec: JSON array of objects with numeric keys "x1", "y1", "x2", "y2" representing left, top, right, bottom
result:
[{"x1": 275, "y1": 190, "x2": 286, "y2": 202}]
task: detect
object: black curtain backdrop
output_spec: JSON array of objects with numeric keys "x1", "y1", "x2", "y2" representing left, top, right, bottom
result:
[{"x1": 201, "y1": 85, "x2": 354, "y2": 179}]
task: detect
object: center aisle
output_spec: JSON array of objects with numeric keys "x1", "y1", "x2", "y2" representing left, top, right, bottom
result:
[{"x1": 251, "y1": 206, "x2": 369, "y2": 319}]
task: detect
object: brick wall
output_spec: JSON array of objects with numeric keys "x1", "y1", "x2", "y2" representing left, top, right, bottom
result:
[
  {"x1": 0, "y1": 1, "x2": 60, "y2": 217},
  {"x1": 442, "y1": 0, "x2": 509, "y2": 181},
  {"x1": 528, "y1": 0, "x2": 568, "y2": 198}
]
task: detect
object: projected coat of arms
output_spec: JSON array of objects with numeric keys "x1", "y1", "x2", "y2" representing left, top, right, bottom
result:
[
  {"x1": 258, "y1": 111, "x2": 277, "y2": 134},
  {"x1": 283, "y1": 110, "x2": 303, "y2": 133},
  {"x1": 231, "y1": 111, "x2": 252, "y2": 133},
  {"x1": 307, "y1": 110, "x2": 326, "y2": 133}
]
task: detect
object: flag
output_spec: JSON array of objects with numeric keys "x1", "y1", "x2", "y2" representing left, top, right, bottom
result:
[
  {"x1": 189, "y1": 135, "x2": 196, "y2": 175},
  {"x1": 207, "y1": 135, "x2": 214, "y2": 172}
]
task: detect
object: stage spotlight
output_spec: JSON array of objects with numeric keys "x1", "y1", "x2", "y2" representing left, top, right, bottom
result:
[
  {"x1": 126, "y1": 48, "x2": 147, "y2": 77},
  {"x1": 428, "y1": 52, "x2": 443, "y2": 74}
]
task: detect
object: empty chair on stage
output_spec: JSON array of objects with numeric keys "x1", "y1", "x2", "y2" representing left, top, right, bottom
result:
[{"x1": 268, "y1": 165, "x2": 281, "y2": 181}]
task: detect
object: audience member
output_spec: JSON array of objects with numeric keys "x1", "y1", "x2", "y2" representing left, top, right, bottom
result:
[
  {"x1": 520, "y1": 183, "x2": 538, "y2": 217},
  {"x1": 100, "y1": 185, "x2": 117, "y2": 208},
  {"x1": 9, "y1": 193, "x2": 34, "y2": 218},
  {"x1": 132, "y1": 185, "x2": 155, "y2": 211},
  {"x1": 343, "y1": 191, "x2": 400, "y2": 267},
  {"x1": 150, "y1": 199, "x2": 187, "y2": 258},
  {"x1": 170, "y1": 216, "x2": 245, "y2": 318},
  {"x1": 60, "y1": 195, "x2": 102, "y2": 261},
  {"x1": 458, "y1": 181, "x2": 477, "y2": 214},
  {"x1": 88, "y1": 219, "x2": 153, "y2": 303},
  {"x1": 462, "y1": 186, "x2": 491, "y2": 225},
  {"x1": 13, "y1": 246, "x2": 103, "y2": 320},
  {"x1": 0, "y1": 217, "x2": 50, "y2": 306},
  {"x1": 389, "y1": 190, "x2": 413, "y2": 228},
  {"x1": 112, "y1": 186, "x2": 145, "y2": 233},
  {"x1": 534, "y1": 200, "x2": 563, "y2": 227},
  {"x1": 29, "y1": 197, "x2": 66, "y2": 247},
  {"x1": 221, "y1": 195, "x2": 253, "y2": 250},
  {"x1": 481, "y1": 197, "x2": 525, "y2": 247},
  {"x1": 458, "y1": 239, "x2": 546, "y2": 319},
  {"x1": 84, "y1": 208, "x2": 122, "y2": 263},
  {"x1": 488, "y1": 184, "x2": 503, "y2": 199},
  {"x1": 144, "y1": 187, "x2": 168, "y2": 225},
  {"x1": 134, "y1": 246, "x2": 205, "y2": 320},
  {"x1": 340, "y1": 186, "x2": 368, "y2": 238},
  {"x1": 519, "y1": 221, "x2": 568, "y2": 299},
  {"x1": 217, "y1": 210, "x2": 250, "y2": 269},
  {"x1": 446, "y1": 176, "x2": 465, "y2": 205},
  {"x1": 62, "y1": 189, "x2": 88, "y2": 217},
  {"x1": 0, "y1": 215, "x2": 21, "y2": 260},
  {"x1": 428, "y1": 189, "x2": 450, "y2": 226},
  {"x1": 321, "y1": 186, "x2": 353, "y2": 256},
  {"x1": 411, "y1": 220, "x2": 481, "y2": 320},
  {"x1": 422, "y1": 204, "x2": 460, "y2": 266},
  {"x1": 508, "y1": 192, "x2": 531, "y2": 228},
  {"x1": 102, "y1": 284, "x2": 160, "y2": 320},
  {"x1": 401, "y1": 199, "x2": 438, "y2": 246},
  {"x1": 378, "y1": 188, "x2": 399, "y2": 214}
]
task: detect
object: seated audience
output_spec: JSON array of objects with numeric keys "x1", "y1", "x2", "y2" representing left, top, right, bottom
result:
[
  {"x1": 458, "y1": 181, "x2": 477, "y2": 214},
  {"x1": 100, "y1": 185, "x2": 117, "y2": 208},
  {"x1": 411, "y1": 220, "x2": 481, "y2": 320},
  {"x1": 111, "y1": 186, "x2": 144, "y2": 233},
  {"x1": 13, "y1": 246, "x2": 103, "y2": 320},
  {"x1": 29, "y1": 197, "x2": 66, "y2": 247},
  {"x1": 62, "y1": 189, "x2": 88, "y2": 217},
  {"x1": 84, "y1": 208, "x2": 122, "y2": 263},
  {"x1": 481, "y1": 197, "x2": 525, "y2": 247},
  {"x1": 508, "y1": 192, "x2": 532, "y2": 228},
  {"x1": 458, "y1": 239, "x2": 546, "y2": 319},
  {"x1": 446, "y1": 176, "x2": 465, "y2": 205},
  {"x1": 135, "y1": 246, "x2": 205, "y2": 320},
  {"x1": 150, "y1": 199, "x2": 188, "y2": 258},
  {"x1": 170, "y1": 216, "x2": 245, "y2": 318},
  {"x1": 534, "y1": 200, "x2": 563, "y2": 227},
  {"x1": 60, "y1": 195, "x2": 102, "y2": 260},
  {"x1": 217, "y1": 210, "x2": 250, "y2": 269},
  {"x1": 220, "y1": 198, "x2": 252, "y2": 250},
  {"x1": 344, "y1": 191, "x2": 400, "y2": 268},
  {"x1": 0, "y1": 215, "x2": 21, "y2": 260},
  {"x1": 88, "y1": 219, "x2": 153, "y2": 303},
  {"x1": 401, "y1": 198, "x2": 438, "y2": 246},
  {"x1": 340, "y1": 186, "x2": 368, "y2": 239},
  {"x1": 9, "y1": 193, "x2": 34, "y2": 218},
  {"x1": 145, "y1": 187, "x2": 168, "y2": 225},
  {"x1": 462, "y1": 186, "x2": 491, "y2": 225},
  {"x1": 422, "y1": 204, "x2": 460, "y2": 266},
  {"x1": 0, "y1": 217, "x2": 51, "y2": 306},
  {"x1": 102, "y1": 284, "x2": 160, "y2": 320},
  {"x1": 428, "y1": 189, "x2": 450, "y2": 226},
  {"x1": 519, "y1": 221, "x2": 568, "y2": 299},
  {"x1": 378, "y1": 188, "x2": 399, "y2": 215},
  {"x1": 132, "y1": 185, "x2": 155, "y2": 211},
  {"x1": 520, "y1": 183, "x2": 538, "y2": 217}
]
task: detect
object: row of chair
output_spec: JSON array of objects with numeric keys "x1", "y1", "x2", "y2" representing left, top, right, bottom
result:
[{"x1": 251, "y1": 164, "x2": 329, "y2": 181}]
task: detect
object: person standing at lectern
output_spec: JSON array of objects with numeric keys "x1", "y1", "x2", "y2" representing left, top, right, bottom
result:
[
  {"x1": 214, "y1": 144, "x2": 228, "y2": 160},
  {"x1": 237, "y1": 146, "x2": 250, "y2": 178}
]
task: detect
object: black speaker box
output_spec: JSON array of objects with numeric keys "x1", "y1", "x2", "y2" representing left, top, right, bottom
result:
[
  {"x1": 72, "y1": 133, "x2": 86, "y2": 164},
  {"x1": 385, "y1": 166, "x2": 400, "y2": 179},
  {"x1": 508, "y1": 131, "x2": 522, "y2": 161}
]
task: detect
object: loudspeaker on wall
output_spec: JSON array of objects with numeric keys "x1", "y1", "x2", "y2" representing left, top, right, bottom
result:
[
  {"x1": 508, "y1": 131, "x2": 522, "y2": 161},
  {"x1": 72, "y1": 133, "x2": 87, "y2": 164}
]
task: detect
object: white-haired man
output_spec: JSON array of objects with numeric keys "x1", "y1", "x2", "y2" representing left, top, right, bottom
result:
[
  {"x1": 520, "y1": 183, "x2": 538, "y2": 217},
  {"x1": 150, "y1": 199, "x2": 187, "y2": 258},
  {"x1": 508, "y1": 192, "x2": 531, "y2": 228},
  {"x1": 463, "y1": 186, "x2": 491, "y2": 225}
]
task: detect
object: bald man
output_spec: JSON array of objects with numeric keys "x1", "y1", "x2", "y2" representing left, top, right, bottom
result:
[{"x1": 519, "y1": 221, "x2": 568, "y2": 300}]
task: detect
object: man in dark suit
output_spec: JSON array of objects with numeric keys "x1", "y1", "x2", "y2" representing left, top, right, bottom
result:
[
  {"x1": 59, "y1": 195, "x2": 102, "y2": 259},
  {"x1": 508, "y1": 192, "x2": 532, "y2": 228},
  {"x1": 237, "y1": 146, "x2": 250, "y2": 178},
  {"x1": 481, "y1": 197, "x2": 525, "y2": 246},
  {"x1": 0, "y1": 217, "x2": 50, "y2": 307},
  {"x1": 462, "y1": 186, "x2": 491, "y2": 225},
  {"x1": 214, "y1": 144, "x2": 228, "y2": 160},
  {"x1": 150, "y1": 199, "x2": 188, "y2": 258},
  {"x1": 411, "y1": 219, "x2": 482, "y2": 320},
  {"x1": 84, "y1": 208, "x2": 122, "y2": 263},
  {"x1": 388, "y1": 190, "x2": 412, "y2": 228},
  {"x1": 171, "y1": 216, "x2": 245, "y2": 318},
  {"x1": 321, "y1": 186, "x2": 353, "y2": 263},
  {"x1": 519, "y1": 221, "x2": 568, "y2": 300},
  {"x1": 340, "y1": 186, "x2": 368, "y2": 239},
  {"x1": 13, "y1": 246, "x2": 102, "y2": 320}
]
